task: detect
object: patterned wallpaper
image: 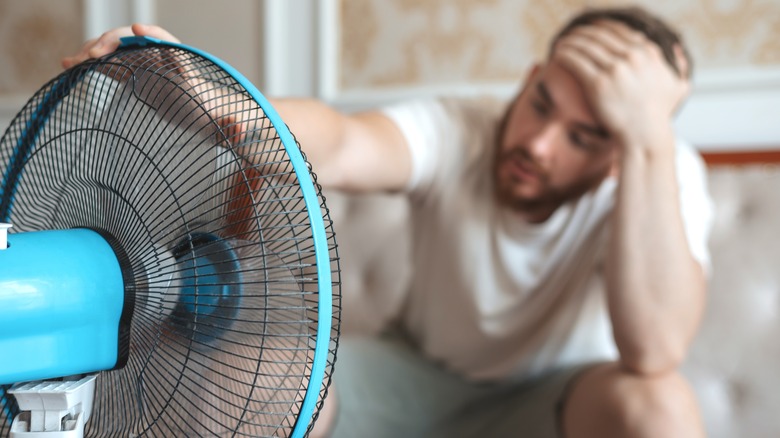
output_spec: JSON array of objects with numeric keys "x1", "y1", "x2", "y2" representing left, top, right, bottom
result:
[
  {"x1": 339, "y1": 0, "x2": 780, "y2": 91},
  {"x1": 0, "y1": 0, "x2": 84, "y2": 95},
  {"x1": 2, "y1": 1, "x2": 775, "y2": 95}
]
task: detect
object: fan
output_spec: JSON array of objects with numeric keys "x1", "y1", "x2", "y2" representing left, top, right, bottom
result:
[{"x1": 0, "y1": 36, "x2": 341, "y2": 437}]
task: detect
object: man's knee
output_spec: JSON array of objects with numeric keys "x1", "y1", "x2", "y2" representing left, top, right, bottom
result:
[
  {"x1": 562, "y1": 362, "x2": 704, "y2": 438},
  {"x1": 605, "y1": 366, "x2": 700, "y2": 432}
]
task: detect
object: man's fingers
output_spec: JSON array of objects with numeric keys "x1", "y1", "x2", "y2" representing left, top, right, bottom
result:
[
  {"x1": 61, "y1": 27, "x2": 134, "y2": 68},
  {"x1": 565, "y1": 26, "x2": 632, "y2": 59},
  {"x1": 557, "y1": 33, "x2": 619, "y2": 72},
  {"x1": 553, "y1": 40, "x2": 601, "y2": 83},
  {"x1": 130, "y1": 23, "x2": 181, "y2": 44},
  {"x1": 593, "y1": 20, "x2": 645, "y2": 46},
  {"x1": 673, "y1": 44, "x2": 690, "y2": 79},
  {"x1": 62, "y1": 38, "x2": 96, "y2": 68},
  {"x1": 61, "y1": 24, "x2": 181, "y2": 70},
  {"x1": 87, "y1": 34, "x2": 122, "y2": 59}
]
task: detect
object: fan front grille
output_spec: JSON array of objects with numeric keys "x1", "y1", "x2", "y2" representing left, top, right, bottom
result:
[{"x1": 0, "y1": 43, "x2": 340, "y2": 437}]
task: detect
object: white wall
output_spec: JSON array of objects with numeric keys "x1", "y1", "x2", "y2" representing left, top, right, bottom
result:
[{"x1": 676, "y1": 70, "x2": 780, "y2": 150}]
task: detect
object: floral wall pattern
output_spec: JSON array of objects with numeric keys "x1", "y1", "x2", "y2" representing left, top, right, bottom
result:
[
  {"x1": 0, "y1": 0, "x2": 776, "y2": 146},
  {"x1": 339, "y1": 0, "x2": 780, "y2": 91},
  {"x1": 0, "y1": 0, "x2": 83, "y2": 95}
]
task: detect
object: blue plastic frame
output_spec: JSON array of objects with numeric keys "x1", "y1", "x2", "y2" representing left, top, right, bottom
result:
[{"x1": 118, "y1": 36, "x2": 333, "y2": 438}]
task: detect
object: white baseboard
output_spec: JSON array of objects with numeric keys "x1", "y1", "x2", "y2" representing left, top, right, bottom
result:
[{"x1": 677, "y1": 68, "x2": 780, "y2": 150}]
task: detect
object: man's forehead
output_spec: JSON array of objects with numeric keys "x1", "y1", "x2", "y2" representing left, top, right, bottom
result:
[
  {"x1": 530, "y1": 63, "x2": 608, "y2": 138},
  {"x1": 532, "y1": 62, "x2": 590, "y2": 111}
]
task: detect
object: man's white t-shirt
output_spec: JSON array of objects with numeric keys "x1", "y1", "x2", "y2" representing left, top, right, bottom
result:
[{"x1": 382, "y1": 97, "x2": 713, "y2": 382}]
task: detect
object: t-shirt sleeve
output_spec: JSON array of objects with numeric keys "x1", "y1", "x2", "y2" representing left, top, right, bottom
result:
[
  {"x1": 380, "y1": 98, "x2": 450, "y2": 195},
  {"x1": 675, "y1": 139, "x2": 714, "y2": 274}
]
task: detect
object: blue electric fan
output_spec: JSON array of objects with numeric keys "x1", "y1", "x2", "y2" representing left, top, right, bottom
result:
[{"x1": 0, "y1": 36, "x2": 340, "y2": 437}]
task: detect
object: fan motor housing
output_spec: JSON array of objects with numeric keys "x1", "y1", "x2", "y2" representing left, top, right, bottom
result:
[{"x1": 0, "y1": 228, "x2": 124, "y2": 385}]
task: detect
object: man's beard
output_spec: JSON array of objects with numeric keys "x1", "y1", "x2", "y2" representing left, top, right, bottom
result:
[
  {"x1": 492, "y1": 107, "x2": 563, "y2": 217},
  {"x1": 492, "y1": 155, "x2": 606, "y2": 220}
]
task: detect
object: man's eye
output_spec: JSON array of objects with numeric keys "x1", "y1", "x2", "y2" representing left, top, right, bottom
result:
[
  {"x1": 531, "y1": 100, "x2": 548, "y2": 116},
  {"x1": 569, "y1": 131, "x2": 596, "y2": 151}
]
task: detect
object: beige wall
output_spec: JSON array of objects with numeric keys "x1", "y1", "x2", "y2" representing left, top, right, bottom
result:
[
  {"x1": 155, "y1": 0, "x2": 263, "y2": 86},
  {"x1": 2, "y1": 1, "x2": 778, "y2": 96},
  {"x1": 0, "y1": 0, "x2": 262, "y2": 93},
  {"x1": 338, "y1": 0, "x2": 780, "y2": 91},
  {"x1": 0, "y1": 0, "x2": 83, "y2": 95},
  {"x1": 0, "y1": 0, "x2": 262, "y2": 130},
  {"x1": 0, "y1": 1, "x2": 776, "y2": 147}
]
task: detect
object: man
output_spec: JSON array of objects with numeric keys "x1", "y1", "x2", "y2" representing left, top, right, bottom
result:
[{"x1": 67, "y1": 6, "x2": 712, "y2": 437}]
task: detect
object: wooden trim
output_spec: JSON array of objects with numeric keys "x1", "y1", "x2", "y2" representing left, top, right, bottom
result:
[{"x1": 701, "y1": 149, "x2": 780, "y2": 166}]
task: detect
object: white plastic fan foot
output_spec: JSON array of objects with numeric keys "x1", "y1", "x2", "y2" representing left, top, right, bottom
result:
[
  {"x1": 8, "y1": 374, "x2": 97, "y2": 438},
  {"x1": 0, "y1": 223, "x2": 11, "y2": 250}
]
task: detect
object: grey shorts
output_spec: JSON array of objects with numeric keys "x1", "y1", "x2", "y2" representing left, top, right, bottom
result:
[{"x1": 327, "y1": 336, "x2": 594, "y2": 438}]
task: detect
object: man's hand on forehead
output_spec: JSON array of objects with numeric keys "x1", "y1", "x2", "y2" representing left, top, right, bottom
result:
[
  {"x1": 549, "y1": 20, "x2": 690, "y2": 151},
  {"x1": 578, "y1": 22, "x2": 646, "y2": 63},
  {"x1": 552, "y1": 20, "x2": 666, "y2": 84}
]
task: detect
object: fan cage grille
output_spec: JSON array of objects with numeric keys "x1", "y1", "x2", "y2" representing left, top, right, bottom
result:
[{"x1": 0, "y1": 43, "x2": 341, "y2": 438}]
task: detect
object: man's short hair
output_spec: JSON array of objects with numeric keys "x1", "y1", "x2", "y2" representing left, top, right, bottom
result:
[{"x1": 550, "y1": 6, "x2": 693, "y2": 79}]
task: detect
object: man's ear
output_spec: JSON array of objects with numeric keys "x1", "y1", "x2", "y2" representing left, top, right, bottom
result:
[
  {"x1": 671, "y1": 44, "x2": 692, "y2": 115},
  {"x1": 673, "y1": 44, "x2": 690, "y2": 80}
]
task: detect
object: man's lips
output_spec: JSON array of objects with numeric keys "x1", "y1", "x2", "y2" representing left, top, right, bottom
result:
[{"x1": 505, "y1": 154, "x2": 541, "y2": 182}]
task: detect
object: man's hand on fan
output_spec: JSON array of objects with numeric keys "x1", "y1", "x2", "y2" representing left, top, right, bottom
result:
[{"x1": 62, "y1": 24, "x2": 180, "y2": 69}]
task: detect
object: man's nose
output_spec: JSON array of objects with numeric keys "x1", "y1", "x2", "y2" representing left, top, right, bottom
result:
[{"x1": 527, "y1": 122, "x2": 562, "y2": 162}]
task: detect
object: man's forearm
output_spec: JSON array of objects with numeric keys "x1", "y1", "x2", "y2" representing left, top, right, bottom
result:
[
  {"x1": 262, "y1": 98, "x2": 412, "y2": 193},
  {"x1": 606, "y1": 128, "x2": 706, "y2": 375},
  {"x1": 264, "y1": 98, "x2": 351, "y2": 187}
]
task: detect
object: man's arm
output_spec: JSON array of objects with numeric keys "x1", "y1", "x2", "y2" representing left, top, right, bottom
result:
[
  {"x1": 267, "y1": 99, "x2": 412, "y2": 192},
  {"x1": 63, "y1": 24, "x2": 413, "y2": 194},
  {"x1": 554, "y1": 21, "x2": 706, "y2": 375}
]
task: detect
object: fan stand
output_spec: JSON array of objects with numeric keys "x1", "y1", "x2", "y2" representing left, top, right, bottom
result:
[{"x1": 8, "y1": 375, "x2": 96, "y2": 438}]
